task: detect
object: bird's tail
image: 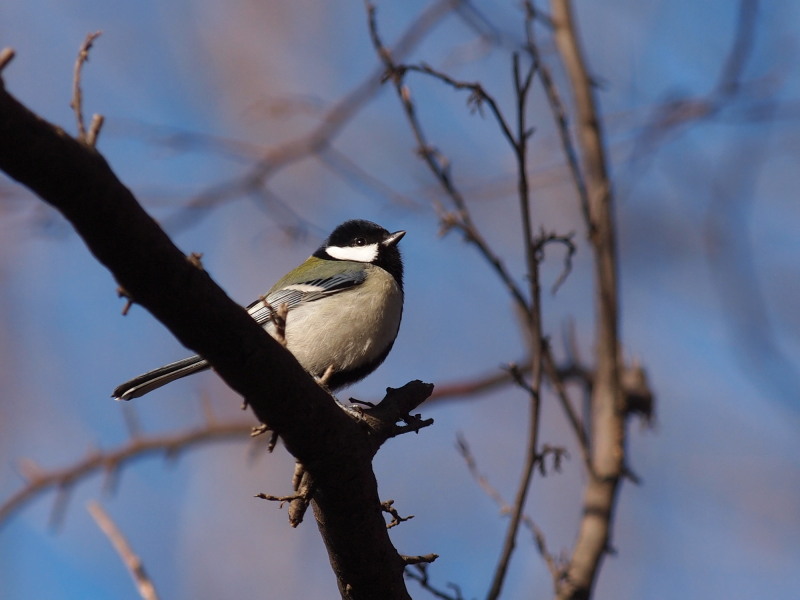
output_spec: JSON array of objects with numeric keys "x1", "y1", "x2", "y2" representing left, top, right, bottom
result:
[{"x1": 112, "y1": 355, "x2": 210, "y2": 400}]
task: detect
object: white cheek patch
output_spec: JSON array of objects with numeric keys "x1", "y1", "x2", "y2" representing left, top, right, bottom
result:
[{"x1": 325, "y1": 243, "x2": 379, "y2": 263}]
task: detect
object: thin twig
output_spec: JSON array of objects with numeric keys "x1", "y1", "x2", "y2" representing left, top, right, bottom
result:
[
  {"x1": 399, "y1": 62, "x2": 517, "y2": 145},
  {"x1": 381, "y1": 499, "x2": 415, "y2": 529},
  {"x1": 424, "y1": 354, "x2": 592, "y2": 405},
  {"x1": 367, "y1": 8, "x2": 563, "y2": 594},
  {"x1": 70, "y1": 31, "x2": 102, "y2": 142},
  {"x1": 1, "y1": 420, "x2": 253, "y2": 528},
  {"x1": 543, "y1": 345, "x2": 593, "y2": 475},
  {"x1": 366, "y1": 0, "x2": 532, "y2": 320},
  {"x1": 288, "y1": 463, "x2": 315, "y2": 527},
  {"x1": 401, "y1": 553, "x2": 439, "y2": 565},
  {"x1": 456, "y1": 434, "x2": 560, "y2": 582},
  {"x1": 86, "y1": 113, "x2": 105, "y2": 147},
  {"x1": 0, "y1": 47, "x2": 15, "y2": 72},
  {"x1": 405, "y1": 563, "x2": 463, "y2": 600},
  {"x1": 255, "y1": 492, "x2": 303, "y2": 503},
  {"x1": 534, "y1": 230, "x2": 577, "y2": 294},
  {"x1": 523, "y1": 1, "x2": 592, "y2": 232},
  {"x1": 427, "y1": 365, "x2": 519, "y2": 403},
  {"x1": 486, "y1": 49, "x2": 545, "y2": 600},
  {"x1": 87, "y1": 501, "x2": 160, "y2": 600}
]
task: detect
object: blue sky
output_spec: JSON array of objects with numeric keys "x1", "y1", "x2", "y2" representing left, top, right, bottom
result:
[{"x1": 2, "y1": 1, "x2": 800, "y2": 598}]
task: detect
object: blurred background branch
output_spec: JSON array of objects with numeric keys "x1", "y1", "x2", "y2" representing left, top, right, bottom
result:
[{"x1": 87, "y1": 501, "x2": 161, "y2": 600}]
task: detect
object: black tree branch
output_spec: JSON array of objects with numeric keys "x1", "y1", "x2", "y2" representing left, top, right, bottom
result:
[{"x1": 0, "y1": 72, "x2": 431, "y2": 600}]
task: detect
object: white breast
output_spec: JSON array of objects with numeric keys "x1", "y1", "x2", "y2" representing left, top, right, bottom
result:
[{"x1": 264, "y1": 265, "x2": 402, "y2": 378}]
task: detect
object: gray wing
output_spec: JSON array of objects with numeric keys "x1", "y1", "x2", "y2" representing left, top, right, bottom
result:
[{"x1": 246, "y1": 270, "x2": 367, "y2": 325}]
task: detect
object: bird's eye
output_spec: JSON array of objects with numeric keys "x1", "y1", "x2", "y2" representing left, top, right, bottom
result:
[{"x1": 354, "y1": 237, "x2": 366, "y2": 246}]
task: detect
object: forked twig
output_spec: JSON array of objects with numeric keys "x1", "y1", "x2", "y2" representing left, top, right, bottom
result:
[
  {"x1": 70, "y1": 31, "x2": 103, "y2": 144},
  {"x1": 366, "y1": 0, "x2": 532, "y2": 319},
  {"x1": 367, "y1": 5, "x2": 569, "y2": 597}
]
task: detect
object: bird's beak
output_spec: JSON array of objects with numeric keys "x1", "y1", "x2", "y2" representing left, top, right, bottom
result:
[{"x1": 382, "y1": 230, "x2": 406, "y2": 248}]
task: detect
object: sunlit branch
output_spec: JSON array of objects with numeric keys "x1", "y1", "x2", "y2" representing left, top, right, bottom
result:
[{"x1": 551, "y1": 1, "x2": 625, "y2": 598}]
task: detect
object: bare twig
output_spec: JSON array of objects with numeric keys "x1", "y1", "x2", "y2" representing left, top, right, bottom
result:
[
  {"x1": 543, "y1": 346, "x2": 593, "y2": 475},
  {"x1": 86, "y1": 113, "x2": 105, "y2": 147},
  {"x1": 485, "y1": 48, "x2": 545, "y2": 600},
  {"x1": 366, "y1": 0, "x2": 532, "y2": 319},
  {"x1": 534, "y1": 230, "x2": 577, "y2": 294},
  {"x1": 427, "y1": 365, "x2": 520, "y2": 403},
  {"x1": 354, "y1": 380, "x2": 435, "y2": 443},
  {"x1": 250, "y1": 423, "x2": 270, "y2": 437},
  {"x1": 255, "y1": 492, "x2": 303, "y2": 503},
  {"x1": 1, "y1": 420, "x2": 253, "y2": 527},
  {"x1": 401, "y1": 553, "x2": 439, "y2": 565},
  {"x1": 87, "y1": 501, "x2": 160, "y2": 600},
  {"x1": 367, "y1": 7, "x2": 574, "y2": 595},
  {"x1": 0, "y1": 47, "x2": 15, "y2": 72},
  {"x1": 523, "y1": 1, "x2": 592, "y2": 231},
  {"x1": 506, "y1": 362, "x2": 537, "y2": 397},
  {"x1": 70, "y1": 31, "x2": 102, "y2": 142},
  {"x1": 255, "y1": 467, "x2": 317, "y2": 527},
  {"x1": 424, "y1": 352, "x2": 591, "y2": 405},
  {"x1": 381, "y1": 499, "x2": 414, "y2": 529},
  {"x1": 116, "y1": 285, "x2": 135, "y2": 315},
  {"x1": 288, "y1": 463, "x2": 315, "y2": 527},
  {"x1": 456, "y1": 433, "x2": 511, "y2": 511},
  {"x1": 396, "y1": 62, "x2": 517, "y2": 145},
  {"x1": 405, "y1": 563, "x2": 464, "y2": 600},
  {"x1": 456, "y1": 434, "x2": 560, "y2": 582}
]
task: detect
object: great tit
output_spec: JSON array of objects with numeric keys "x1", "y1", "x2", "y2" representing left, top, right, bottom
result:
[{"x1": 112, "y1": 219, "x2": 405, "y2": 400}]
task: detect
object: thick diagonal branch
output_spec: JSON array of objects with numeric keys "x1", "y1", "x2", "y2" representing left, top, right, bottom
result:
[{"x1": 0, "y1": 78, "x2": 416, "y2": 600}]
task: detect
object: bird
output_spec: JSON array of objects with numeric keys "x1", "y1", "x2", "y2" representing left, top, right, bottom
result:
[{"x1": 112, "y1": 219, "x2": 405, "y2": 400}]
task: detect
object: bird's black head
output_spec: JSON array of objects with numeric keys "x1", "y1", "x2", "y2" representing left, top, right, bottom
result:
[{"x1": 315, "y1": 219, "x2": 405, "y2": 286}]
